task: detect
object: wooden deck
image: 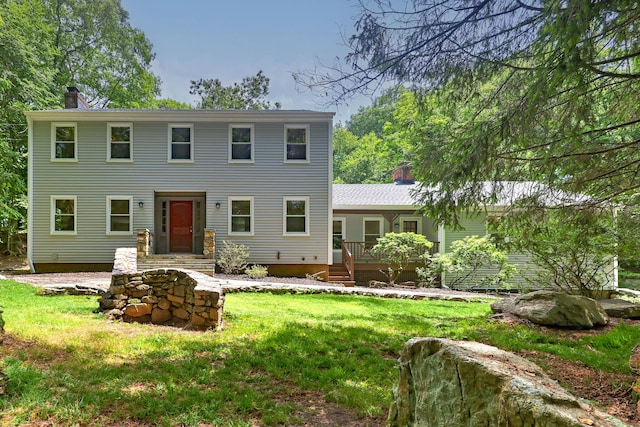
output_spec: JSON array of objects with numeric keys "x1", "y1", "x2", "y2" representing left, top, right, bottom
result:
[{"x1": 334, "y1": 240, "x2": 440, "y2": 284}]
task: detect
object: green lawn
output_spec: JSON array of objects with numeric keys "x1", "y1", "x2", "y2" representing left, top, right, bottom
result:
[{"x1": 0, "y1": 279, "x2": 638, "y2": 426}]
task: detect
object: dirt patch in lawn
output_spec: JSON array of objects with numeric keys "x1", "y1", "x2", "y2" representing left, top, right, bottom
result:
[{"x1": 493, "y1": 315, "x2": 640, "y2": 425}]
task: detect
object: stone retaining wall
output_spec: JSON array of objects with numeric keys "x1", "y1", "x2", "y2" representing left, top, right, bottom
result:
[{"x1": 99, "y1": 248, "x2": 224, "y2": 330}]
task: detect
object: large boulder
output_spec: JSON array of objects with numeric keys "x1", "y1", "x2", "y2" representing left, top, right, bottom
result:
[
  {"x1": 598, "y1": 299, "x2": 640, "y2": 319},
  {"x1": 389, "y1": 337, "x2": 628, "y2": 427},
  {"x1": 491, "y1": 290, "x2": 608, "y2": 328}
]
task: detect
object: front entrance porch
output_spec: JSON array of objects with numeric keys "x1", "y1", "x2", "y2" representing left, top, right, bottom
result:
[
  {"x1": 154, "y1": 192, "x2": 206, "y2": 255},
  {"x1": 136, "y1": 228, "x2": 216, "y2": 275}
]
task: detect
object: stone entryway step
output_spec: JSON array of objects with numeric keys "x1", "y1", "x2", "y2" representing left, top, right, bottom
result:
[{"x1": 137, "y1": 255, "x2": 215, "y2": 276}]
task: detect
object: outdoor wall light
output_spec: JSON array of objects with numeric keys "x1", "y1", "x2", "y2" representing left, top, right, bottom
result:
[
  {"x1": 215, "y1": 202, "x2": 221, "y2": 209},
  {"x1": 138, "y1": 201, "x2": 144, "y2": 208},
  {"x1": 394, "y1": 223, "x2": 399, "y2": 229}
]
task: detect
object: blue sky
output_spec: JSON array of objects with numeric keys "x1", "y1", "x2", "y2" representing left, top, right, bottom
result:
[{"x1": 121, "y1": 0, "x2": 371, "y2": 122}]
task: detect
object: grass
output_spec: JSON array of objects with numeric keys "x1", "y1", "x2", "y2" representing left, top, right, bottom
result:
[{"x1": 0, "y1": 279, "x2": 639, "y2": 426}]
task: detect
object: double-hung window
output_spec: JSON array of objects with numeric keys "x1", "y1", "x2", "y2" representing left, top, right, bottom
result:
[
  {"x1": 229, "y1": 197, "x2": 253, "y2": 235},
  {"x1": 108, "y1": 123, "x2": 133, "y2": 161},
  {"x1": 51, "y1": 196, "x2": 77, "y2": 234},
  {"x1": 400, "y1": 217, "x2": 421, "y2": 234},
  {"x1": 333, "y1": 218, "x2": 345, "y2": 250},
  {"x1": 229, "y1": 124, "x2": 253, "y2": 162},
  {"x1": 168, "y1": 124, "x2": 194, "y2": 162},
  {"x1": 283, "y1": 197, "x2": 309, "y2": 236},
  {"x1": 51, "y1": 123, "x2": 77, "y2": 161},
  {"x1": 363, "y1": 218, "x2": 383, "y2": 248},
  {"x1": 106, "y1": 196, "x2": 132, "y2": 234},
  {"x1": 284, "y1": 124, "x2": 309, "y2": 163}
]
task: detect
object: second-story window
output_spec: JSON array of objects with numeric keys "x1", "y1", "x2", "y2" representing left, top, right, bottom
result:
[
  {"x1": 108, "y1": 123, "x2": 132, "y2": 161},
  {"x1": 229, "y1": 124, "x2": 253, "y2": 162},
  {"x1": 51, "y1": 123, "x2": 77, "y2": 161},
  {"x1": 284, "y1": 124, "x2": 310, "y2": 163},
  {"x1": 168, "y1": 124, "x2": 194, "y2": 162}
]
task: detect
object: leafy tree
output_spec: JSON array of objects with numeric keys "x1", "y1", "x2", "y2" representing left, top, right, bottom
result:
[
  {"x1": 299, "y1": 0, "x2": 640, "y2": 221},
  {"x1": 152, "y1": 98, "x2": 192, "y2": 110},
  {"x1": 333, "y1": 128, "x2": 392, "y2": 183},
  {"x1": 371, "y1": 232, "x2": 433, "y2": 284},
  {"x1": 0, "y1": 0, "x2": 160, "y2": 254},
  {"x1": 190, "y1": 70, "x2": 281, "y2": 110},
  {"x1": 47, "y1": 0, "x2": 160, "y2": 108},
  {"x1": 0, "y1": 0, "x2": 57, "y2": 254},
  {"x1": 423, "y1": 235, "x2": 516, "y2": 290},
  {"x1": 304, "y1": 0, "x2": 640, "y2": 289},
  {"x1": 493, "y1": 208, "x2": 618, "y2": 297},
  {"x1": 42, "y1": 0, "x2": 160, "y2": 108},
  {"x1": 333, "y1": 90, "x2": 418, "y2": 183},
  {"x1": 346, "y1": 86, "x2": 405, "y2": 138}
]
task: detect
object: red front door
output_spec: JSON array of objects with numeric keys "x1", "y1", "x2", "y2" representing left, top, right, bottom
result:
[{"x1": 170, "y1": 201, "x2": 193, "y2": 253}]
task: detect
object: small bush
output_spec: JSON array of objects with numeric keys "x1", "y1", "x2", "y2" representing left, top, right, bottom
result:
[
  {"x1": 245, "y1": 264, "x2": 268, "y2": 279},
  {"x1": 217, "y1": 240, "x2": 250, "y2": 274},
  {"x1": 423, "y1": 235, "x2": 516, "y2": 290}
]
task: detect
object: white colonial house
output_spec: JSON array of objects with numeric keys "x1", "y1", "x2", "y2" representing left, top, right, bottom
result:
[{"x1": 26, "y1": 88, "x2": 334, "y2": 278}]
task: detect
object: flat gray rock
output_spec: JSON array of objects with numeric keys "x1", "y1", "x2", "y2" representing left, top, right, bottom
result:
[
  {"x1": 491, "y1": 290, "x2": 608, "y2": 329},
  {"x1": 38, "y1": 283, "x2": 107, "y2": 296},
  {"x1": 598, "y1": 298, "x2": 640, "y2": 319}
]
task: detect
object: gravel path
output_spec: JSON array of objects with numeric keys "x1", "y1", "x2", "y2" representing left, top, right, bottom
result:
[{"x1": 4, "y1": 271, "x2": 498, "y2": 301}]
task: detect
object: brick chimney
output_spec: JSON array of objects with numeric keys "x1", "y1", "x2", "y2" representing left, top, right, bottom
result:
[
  {"x1": 64, "y1": 86, "x2": 89, "y2": 109},
  {"x1": 392, "y1": 162, "x2": 415, "y2": 185}
]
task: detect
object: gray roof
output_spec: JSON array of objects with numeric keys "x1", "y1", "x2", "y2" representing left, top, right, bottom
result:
[
  {"x1": 333, "y1": 183, "x2": 421, "y2": 209},
  {"x1": 333, "y1": 181, "x2": 588, "y2": 210}
]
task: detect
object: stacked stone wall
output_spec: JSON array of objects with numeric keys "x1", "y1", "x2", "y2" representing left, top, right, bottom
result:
[{"x1": 100, "y1": 248, "x2": 224, "y2": 330}]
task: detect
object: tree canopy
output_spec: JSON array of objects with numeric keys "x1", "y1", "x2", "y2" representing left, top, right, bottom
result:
[
  {"x1": 299, "y1": 0, "x2": 640, "y2": 225},
  {"x1": 190, "y1": 70, "x2": 281, "y2": 110},
  {"x1": 0, "y1": 0, "x2": 160, "y2": 254},
  {"x1": 333, "y1": 87, "x2": 418, "y2": 183}
]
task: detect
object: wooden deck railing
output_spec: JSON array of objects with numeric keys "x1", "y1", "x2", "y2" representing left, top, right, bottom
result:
[
  {"x1": 342, "y1": 240, "x2": 355, "y2": 282},
  {"x1": 343, "y1": 240, "x2": 440, "y2": 264}
]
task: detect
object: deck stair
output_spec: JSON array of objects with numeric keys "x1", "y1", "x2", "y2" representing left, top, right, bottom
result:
[
  {"x1": 137, "y1": 254, "x2": 215, "y2": 276},
  {"x1": 328, "y1": 264, "x2": 355, "y2": 286}
]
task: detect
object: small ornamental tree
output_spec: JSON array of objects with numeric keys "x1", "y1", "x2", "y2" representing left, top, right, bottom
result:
[
  {"x1": 216, "y1": 240, "x2": 250, "y2": 274},
  {"x1": 371, "y1": 232, "x2": 433, "y2": 284},
  {"x1": 427, "y1": 235, "x2": 516, "y2": 290}
]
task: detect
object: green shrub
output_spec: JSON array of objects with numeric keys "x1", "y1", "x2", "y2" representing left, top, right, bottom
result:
[
  {"x1": 371, "y1": 232, "x2": 433, "y2": 284},
  {"x1": 423, "y1": 235, "x2": 516, "y2": 290},
  {"x1": 245, "y1": 264, "x2": 268, "y2": 279},
  {"x1": 217, "y1": 240, "x2": 250, "y2": 274}
]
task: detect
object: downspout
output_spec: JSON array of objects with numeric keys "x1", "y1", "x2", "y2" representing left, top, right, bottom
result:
[
  {"x1": 26, "y1": 113, "x2": 35, "y2": 272},
  {"x1": 328, "y1": 117, "x2": 334, "y2": 266},
  {"x1": 437, "y1": 223, "x2": 446, "y2": 287}
]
